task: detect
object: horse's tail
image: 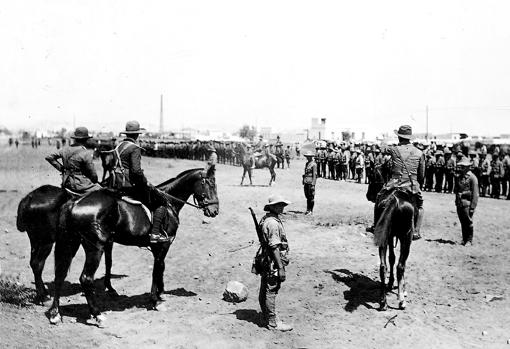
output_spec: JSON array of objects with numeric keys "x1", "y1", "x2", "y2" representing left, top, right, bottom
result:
[
  {"x1": 16, "y1": 193, "x2": 31, "y2": 232},
  {"x1": 373, "y1": 195, "x2": 397, "y2": 247}
]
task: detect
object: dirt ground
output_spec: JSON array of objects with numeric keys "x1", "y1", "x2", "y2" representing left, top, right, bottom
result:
[{"x1": 0, "y1": 144, "x2": 509, "y2": 349}]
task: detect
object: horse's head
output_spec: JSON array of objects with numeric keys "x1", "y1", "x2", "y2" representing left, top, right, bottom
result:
[{"x1": 192, "y1": 167, "x2": 219, "y2": 217}]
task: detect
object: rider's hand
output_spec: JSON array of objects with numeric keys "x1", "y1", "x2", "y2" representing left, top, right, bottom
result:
[{"x1": 277, "y1": 267, "x2": 286, "y2": 282}]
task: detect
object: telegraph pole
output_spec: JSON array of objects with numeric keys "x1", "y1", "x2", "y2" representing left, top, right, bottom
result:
[
  {"x1": 159, "y1": 94, "x2": 164, "y2": 133},
  {"x1": 425, "y1": 105, "x2": 429, "y2": 141}
]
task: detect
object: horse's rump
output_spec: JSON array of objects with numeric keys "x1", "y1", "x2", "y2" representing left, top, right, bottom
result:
[{"x1": 373, "y1": 189, "x2": 415, "y2": 247}]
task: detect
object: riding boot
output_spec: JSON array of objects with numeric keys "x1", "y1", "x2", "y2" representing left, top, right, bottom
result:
[
  {"x1": 413, "y1": 208, "x2": 424, "y2": 240},
  {"x1": 150, "y1": 206, "x2": 170, "y2": 243},
  {"x1": 308, "y1": 200, "x2": 314, "y2": 215}
]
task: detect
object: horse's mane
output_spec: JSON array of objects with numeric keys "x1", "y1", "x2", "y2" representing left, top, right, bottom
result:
[{"x1": 156, "y1": 168, "x2": 204, "y2": 190}]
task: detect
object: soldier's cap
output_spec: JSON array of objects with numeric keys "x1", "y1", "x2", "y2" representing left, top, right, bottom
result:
[
  {"x1": 493, "y1": 152, "x2": 499, "y2": 157},
  {"x1": 264, "y1": 194, "x2": 291, "y2": 211},
  {"x1": 374, "y1": 148, "x2": 381, "y2": 153},
  {"x1": 303, "y1": 150, "x2": 315, "y2": 157},
  {"x1": 121, "y1": 120, "x2": 146, "y2": 134},
  {"x1": 394, "y1": 125, "x2": 413, "y2": 139},
  {"x1": 457, "y1": 158, "x2": 472, "y2": 167},
  {"x1": 71, "y1": 126, "x2": 92, "y2": 139}
]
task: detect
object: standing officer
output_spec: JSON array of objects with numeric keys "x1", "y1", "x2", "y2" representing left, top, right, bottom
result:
[
  {"x1": 46, "y1": 126, "x2": 102, "y2": 194},
  {"x1": 490, "y1": 152, "x2": 504, "y2": 199},
  {"x1": 454, "y1": 157, "x2": 479, "y2": 246},
  {"x1": 444, "y1": 148, "x2": 456, "y2": 193},
  {"x1": 258, "y1": 194, "x2": 293, "y2": 331},
  {"x1": 113, "y1": 121, "x2": 170, "y2": 243},
  {"x1": 302, "y1": 151, "x2": 317, "y2": 215}
]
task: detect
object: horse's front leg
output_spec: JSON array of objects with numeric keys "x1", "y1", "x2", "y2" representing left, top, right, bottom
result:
[
  {"x1": 80, "y1": 245, "x2": 106, "y2": 327},
  {"x1": 150, "y1": 243, "x2": 171, "y2": 309},
  {"x1": 241, "y1": 168, "x2": 246, "y2": 185},
  {"x1": 379, "y1": 246, "x2": 388, "y2": 311},
  {"x1": 397, "y1": 238, "x2": 411, "y2": 310},
  {"x1": 103, "y1": 240, "x2": 118, "y2": 296}
]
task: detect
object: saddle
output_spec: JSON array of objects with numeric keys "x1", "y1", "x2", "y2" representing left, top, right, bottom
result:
[{"x1": 120, "y1": 196, "x2": 152, "y2": 222}]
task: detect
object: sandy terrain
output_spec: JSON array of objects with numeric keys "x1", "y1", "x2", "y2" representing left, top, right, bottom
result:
[{"x1": 0, "y1": 144, "x2": 509, "y2": 349}]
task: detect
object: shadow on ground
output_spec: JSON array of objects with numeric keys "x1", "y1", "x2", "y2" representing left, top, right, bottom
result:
[
  {"x1": 325, "y1": 268, "x2": 380, "y2": 312},
  {"x1": 425, "y1": 238, "x2": 457, "y2": 245},
  {"x1": 232, "y1": 309, "x2": 265, "y2": 328}
]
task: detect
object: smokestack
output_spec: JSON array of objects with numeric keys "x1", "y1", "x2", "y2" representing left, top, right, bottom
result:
[{"x1": 159, "y1": 94, "x2": 164, "y2": 133}]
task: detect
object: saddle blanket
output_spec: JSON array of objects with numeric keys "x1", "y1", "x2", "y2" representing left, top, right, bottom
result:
[{"x1": 120, "y1": 196, "x2": 152, "y2": 222}]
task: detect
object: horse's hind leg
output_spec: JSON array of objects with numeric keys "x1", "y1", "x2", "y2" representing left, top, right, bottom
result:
[
  {"x1": 387, "y1": 239, "x2": 396, "y2": 291},
  {"x1": 29, "y1": 237, "x2": 53, "y2": 303},
  {"x1": 241, "y1": 168, "x2": 246, "y2": 185},
  {"x1": 379, "y1": 246, "x2": 388, "y2": 311},
  {"x1": 80, "y1": 244, "x2": 106, "y2": 326},
  {"x1": 103, "y1": 240, "x2": 118, "y2": 297},
  {"x1": 49, "y1": 235, "x2": 80, "y2": 324},
  {"x1": 397, "y1": 238, "x2": 411, "y2": 309}
]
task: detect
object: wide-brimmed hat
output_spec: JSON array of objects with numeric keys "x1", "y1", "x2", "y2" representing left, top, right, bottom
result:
[
  {"x1": 303, "y1": 150, "x2": 315, "y2": 157},
  {"x1": 263, "y1": 194, "x2": 291, "y2": 211},
  {"x1": 394, "y1": 125, "x2": 413, "y2": 139},
  {"x1": 121, "y1": 120, "x2": 146, "y2": 134},
  {"x1": 457, "y1": 158, "x2": 472, "y2": 167},
  {"x1": 71, "y1": 126, "x2": 92, "y2": 139}
]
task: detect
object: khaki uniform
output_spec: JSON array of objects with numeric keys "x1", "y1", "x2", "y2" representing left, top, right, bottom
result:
[
  {"x1": 303, "y1": 160, "x2": 317, "y2": 214},
  {"x1": 454, "y1": 171, "x2": 479, "y2": 244}
]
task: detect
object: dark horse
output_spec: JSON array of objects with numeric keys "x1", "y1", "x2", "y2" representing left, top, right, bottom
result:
[
  {"x1": 372, "y1": 188, "x2": 415, "y2": 311},
  {"x1": 236, "y1": 143, "x2": 277, "y2": 186},
  {"x1": 366, "y1": 165, "x2": 385, "y2": 203},
  {"x1": 17, "y1": 185, "x2": 118, "y2": 303},
  {"x1": 48, "y1": 167, "x2": 219, "y2": 326}
]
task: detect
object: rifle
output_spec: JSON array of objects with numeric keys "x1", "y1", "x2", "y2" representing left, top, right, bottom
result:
[{"x1": 248, "y1": 207, "x2": 268, "y2": 274}]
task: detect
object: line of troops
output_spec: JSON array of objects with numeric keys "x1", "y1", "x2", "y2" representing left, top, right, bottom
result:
[
  {"x1": 135, "y1": 137, "x2": 295, "y2": 169},
  {"x1": 311, "y1": 142, "x2": 510, "y2": 200}
]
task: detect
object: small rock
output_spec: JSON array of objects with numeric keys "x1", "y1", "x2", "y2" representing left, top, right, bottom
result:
[
  {"x1": 193, "y1": 275, "x2": 199, "y2": 280},
  {"x1": 223, "y1": 281, "x2": 248, "y2": 303},
  {"x1": 482, "y1": 330, "x2": 487, "y2": 336},
  {"x1": 4, "y1": 229, "x2": 8, "y2": 233},
  {"x1": 506, "y1": 338, "x2": 510, "y2": 344}
]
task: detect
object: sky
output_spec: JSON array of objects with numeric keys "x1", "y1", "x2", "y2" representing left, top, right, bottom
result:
[{"x1": 2, "y1": 0, "x2": 510, "y2": 136}]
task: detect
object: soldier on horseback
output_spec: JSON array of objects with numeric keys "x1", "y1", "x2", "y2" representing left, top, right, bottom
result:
[
  {"x1": 374, "y1": 125, "x2": 425, "y2": 240},
  {"x1": 112, "y1": 120, "x2": 171, "y2": 243},
  {"x1": 46, "y1": 126, "x2": 102, "y2": 194}
]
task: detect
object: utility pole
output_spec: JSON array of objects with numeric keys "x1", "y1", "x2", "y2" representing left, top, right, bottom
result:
[
  {"x1": 425, "y1": 105, "x2": 429, "y2": 141},
  {"x1": 159, "y1": 94, "x2": 164, "y2": 133}
]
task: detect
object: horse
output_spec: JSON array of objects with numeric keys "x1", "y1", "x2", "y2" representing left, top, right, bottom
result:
[
  {"x1": 366, "y1": 165, "x2": 385, "y2": 203},
  {"x1": 48, "y1": 167, "x2": 219, "y2": 326},
  {"x1": 16, "y1": 185, "x2": 118, "y2": 303},
  {"x1": 236, "y1": 143, "x2": 277, "y2": 186},
  {"x1": 373, "y1": 189, "x2": 415, "y2": 311}
]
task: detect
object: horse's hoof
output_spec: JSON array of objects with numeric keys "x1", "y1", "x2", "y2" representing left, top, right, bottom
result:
[
  {"x1": 399, "y1": 300, "x2": 407, "y2": 310},
  {"x1": 379, "y1": 303, "x2": 388, "y2": 311},
  {"x1": 49, "y1": 313, "x2": 62, "y2": 325},
  {"x1": 86, "y1": 314, "x2": 106, "y2": 328}
]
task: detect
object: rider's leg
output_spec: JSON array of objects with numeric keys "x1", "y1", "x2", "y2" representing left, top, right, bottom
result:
[
  {"x1": 150, "y1": 206, "x2": 170, "y2": 243},
  {"x1": 413, "y1": 193, "x2": 424, "y2": 240}
]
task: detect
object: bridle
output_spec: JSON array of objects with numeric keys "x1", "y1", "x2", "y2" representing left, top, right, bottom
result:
[{"x1": 162, "y1": 171, "x2": 218, "y2": 210}]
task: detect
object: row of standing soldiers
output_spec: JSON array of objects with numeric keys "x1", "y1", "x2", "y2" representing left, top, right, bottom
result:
[{"x1": 424, "y1": 149, "x2": 510, "y2": 199}]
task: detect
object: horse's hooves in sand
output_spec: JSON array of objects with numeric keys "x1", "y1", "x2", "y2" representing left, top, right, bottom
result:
[
  {"x1": 399, "y1": 300, "x2": 407, "y2": 310},
  {"x1": 49, "y1": 313, "x2": 62, "y2": 325},
  {"x1": 86, "y1": 314, "x2": 106, "y2": 328}
]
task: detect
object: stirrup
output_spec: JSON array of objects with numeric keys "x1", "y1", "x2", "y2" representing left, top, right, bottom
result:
[{"x1": 150, "y1": 234, "x2": 171, "y2": 243}]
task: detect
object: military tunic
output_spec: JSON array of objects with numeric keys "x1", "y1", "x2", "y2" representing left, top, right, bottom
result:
[
  {"x1": 454, "y1": 170, "x2": 479, "y2": 244},
  {"x1": 303, "y1": 159, "x2": 317, "y2": 213}
]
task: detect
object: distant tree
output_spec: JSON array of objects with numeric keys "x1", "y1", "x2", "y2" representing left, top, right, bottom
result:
[
  {"x1": 239, "y1": 125, "x2": 257, "y2": 141},
  {"x1": 341, "y1": 131, "x2": 351, "y2": 142}
]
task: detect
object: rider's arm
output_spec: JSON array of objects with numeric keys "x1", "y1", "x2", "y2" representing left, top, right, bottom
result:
[
  {"x1": 417, "y1": 153, "x2": 426, "y2": 186},
  {"x1": 81, "y1": 150, "x2": 99, "y2": 184},
  {"x1": 129, "y1": 147, "x2": 148, "y2": 185},
  {"x1": 45, "y1": 150, "x2": 63, "y2": 172}
]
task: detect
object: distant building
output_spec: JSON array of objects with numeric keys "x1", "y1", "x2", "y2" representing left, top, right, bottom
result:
[{"x1": 309, "y1": 117, "x2": 326, "y2": 140}]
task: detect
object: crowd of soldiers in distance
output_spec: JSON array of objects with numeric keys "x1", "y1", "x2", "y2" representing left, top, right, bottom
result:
[{"x1": 11, "y1": 135, "x2": 510, "y2": 200}]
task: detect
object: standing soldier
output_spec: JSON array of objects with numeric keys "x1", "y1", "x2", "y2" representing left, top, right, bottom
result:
[
  {"x1": 454, "y1": 158, "x2": 479, "y2": 246},
  {"x1": 302, "y1": 151, "x2": 317, "y2": 215},
  {"x1": 205, "y1": 144, "x2": 218, "y2": 172},
  {"x1": 490, "y1": 152, "x2": 504, "y2": 199},
  {"x1": 479, "y1": 153, "x2": 491, "y2": 197},
  {"x1": 355, "y1": 149, "x2": 364, "y2": 183},
  {"x1": 434, "y1": 150, "x2": 446, "y2": 193},
  {"x1": 340, "y1": 146, "x2": 350, "y2": 181},
  {"x1": 314, "y1": 146, "x2": 321, "y2": 178},
  {"x1": 284, "y1": 145, "x2": 291, "y2": 169},
  {"x1": 257, "y1": 194, "x2": 293, "y2": 332},
  {"x1": 15, "y1": 139, "x2": 19, "y2": 149},
  {"x1": 444, "y1": 148, "x2": 456, "y2": 193},
  {"x1": 365, "y1": 149, "x2": 375, "y2": 184},
  {"x1": 45, "y1": 126, "x2": 102, "y2": 194},
  {"x1": 327, "y1": 147, "x2": 336, "y2": 179},
  {"x1": 502, "y1": 152, "x2": 510, "y2": 200},
  {"x1": 424, "y1": 151, "x2": 436, "y2": 191},
  {"x1": 349, "y1": 150, "x2": 357, "y2": 180},
  {"x1": 334, "y1": 147, "x2": 341, "y2": 180},
  {"x1": 319, "y1": 146, "x2": 327, "y2": 179}
]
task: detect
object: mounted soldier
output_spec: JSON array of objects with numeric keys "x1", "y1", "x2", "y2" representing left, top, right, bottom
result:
[
  {"x1": 111, "y1": 120, "x2": 171, "y2": 243},
  {"x1": 46, "y1": 126, "x2": 102, "y2": 194},
  {"x1": 373, "y1": 125, "x2": 425, "y2": 240}
]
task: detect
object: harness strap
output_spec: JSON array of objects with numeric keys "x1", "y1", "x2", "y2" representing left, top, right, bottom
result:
[{"x1": 394, "y1": 146, "x2": 416, "y2": 191}]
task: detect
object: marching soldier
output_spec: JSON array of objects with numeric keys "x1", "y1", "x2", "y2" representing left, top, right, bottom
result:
[
  {"x1": 454, "y1": 157, "x2": 479, "y2": 246},
  {"x1": 490, "y1": 152, "x2": 504, "y2": 199},
  {"x1": 302, "y1": 151, "x2": 317, "y2": 215}
]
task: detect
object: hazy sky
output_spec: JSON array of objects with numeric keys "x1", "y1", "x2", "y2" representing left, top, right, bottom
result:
[{"x1": 2, "y1": 1, "x2": 510, "y2": 136}]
